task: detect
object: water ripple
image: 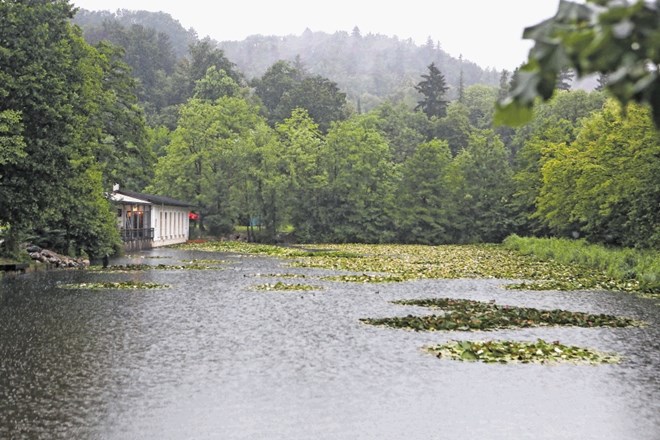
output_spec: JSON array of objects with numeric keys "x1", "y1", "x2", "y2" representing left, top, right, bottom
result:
[{"x1": 1, "y1": 249, "x2": 658, "y2": 439}]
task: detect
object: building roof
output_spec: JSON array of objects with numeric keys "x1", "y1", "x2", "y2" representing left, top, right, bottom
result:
[
  {"x1": 110, "y1": 192, "x2": 152, "y2": 205},
  {"x1": 113, "y1": 189, "x2": 194, "y2": 208}
]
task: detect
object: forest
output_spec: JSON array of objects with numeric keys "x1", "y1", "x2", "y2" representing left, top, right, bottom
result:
[
  {"x1": 0, "y1": 1, "x2": 658, "y2": 260},
  {"x1": 72, "y1": 8, "x2": 500, "y2": 113}
]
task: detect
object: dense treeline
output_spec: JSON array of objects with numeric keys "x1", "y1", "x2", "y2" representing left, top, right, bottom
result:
[
  {"x1": 1, "y1": 2, "x2": 657, "y2": 261},
  {"x1": 0, "y1": 0, "x2": 153, "y2": 258},
  {"x1": 148, "y1": 59, "x2": 658, "y2": 248}
]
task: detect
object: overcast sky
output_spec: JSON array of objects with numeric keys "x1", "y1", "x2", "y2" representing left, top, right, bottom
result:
[{"x1": 72, "y1": 0, "x2": 565, "y2": 71}]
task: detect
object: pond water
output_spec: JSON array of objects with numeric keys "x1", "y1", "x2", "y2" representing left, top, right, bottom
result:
[{"x1": 1, "y1": 248, "x2": 659, "y2": 440}]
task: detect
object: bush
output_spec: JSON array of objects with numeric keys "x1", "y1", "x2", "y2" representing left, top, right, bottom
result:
[{"x1": 204, "y1": 214, "x2": 235, "y2": 236}]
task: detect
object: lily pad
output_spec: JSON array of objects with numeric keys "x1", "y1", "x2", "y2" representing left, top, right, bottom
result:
[
  {"x1": 322, "y1": 273, "x2": 407, "y2": 283},
  {"x1": 361, "y1": 298, "x2": 639, "y2": 331},
  {"x1": 58, "y1": 281, "x2": 169, "y2": 290},
  {"x1": 252, "y1": 282, "x2": 321, "y2": 291},
  {"x1": 426, "y1": 339, "x2": 620, "y2": 364},
  {"x1": 176, "y1": 242, "x2": 653, "y2": 293},
  {"x1": 89, "y1": 263, "x2": 221, "y2": 272},
  {"x1": 181, "y1": 259, "x2": 227, "y2": 265},
  {"x1": 255, "y1": 273, "x2": 308, "y2": 279}
]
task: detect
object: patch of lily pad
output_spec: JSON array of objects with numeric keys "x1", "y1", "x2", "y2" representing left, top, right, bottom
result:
[
  {"x1": 58, "y1": 281, "x2": 169, "y2": 290},
  {"x1": 181, "y1": 259, "x2": 227, "y2": 265},
  {"x1": 252, "y1": 282, "x2": 321, "y2": 291},
  {"x1": 255, "y1": 273, "x2": 308, "y2": 279},
  {"x1": 505, "y1": 279, "x2": 641, "y2": 292},
  {"x1": 125, "y1": 255, "x2": 172, "y2": 259},
  {"x1": 89, "y1": 263, "x2": 222, "y2": 272},
  {"x1": 360, "y1": 298, "x2": 639, "y2": 332},
  {"x1": 426, "y1": 339, "x2": 620, "y2": 364},
  {"x1": 175, "y1": 241, "x2": 652, "y2": 293},
  {"x1": 176, "y1": 241, "x2": 361, "y2": 259},
  {"x1": 322, "y1": 273, "x2": 408, "y2": 283}
]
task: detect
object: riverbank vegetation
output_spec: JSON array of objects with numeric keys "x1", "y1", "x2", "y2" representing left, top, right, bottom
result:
[
  {"x1": 1, "y1": 2, "x2": 657, "y2": 273},
  {"x1": 503, "y1": 235, "x2": 659, "y2": 294}
]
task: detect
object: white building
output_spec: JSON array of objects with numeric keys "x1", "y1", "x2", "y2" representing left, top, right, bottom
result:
[{"x1": 110, "y1": 186, "x2": 193, "y2": 251}]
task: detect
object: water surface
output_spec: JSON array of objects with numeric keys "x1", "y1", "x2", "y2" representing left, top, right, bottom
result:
[{"x1": 1, "y1": 248, "x2": 658, "y2": 439}]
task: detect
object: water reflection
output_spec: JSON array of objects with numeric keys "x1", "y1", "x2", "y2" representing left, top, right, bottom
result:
[{"x1": 1, "y1": 249, "x2": 658, "y2": 439}]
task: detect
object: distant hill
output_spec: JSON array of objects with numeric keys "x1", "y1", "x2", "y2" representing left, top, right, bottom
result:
[
  {"x1": 219, "y1": 29, "x2": 500, "y2": 109},
  {"x1": 73, "y1": 10, "x2": 501, "y2": 111},
  {"x1": 73, "y1": 8, "x2": 198, "y2": 59}
]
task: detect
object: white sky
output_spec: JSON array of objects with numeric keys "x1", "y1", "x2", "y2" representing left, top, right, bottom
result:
[{"x1": 72, "y1": 0, "x2": 566, "y2": 71}]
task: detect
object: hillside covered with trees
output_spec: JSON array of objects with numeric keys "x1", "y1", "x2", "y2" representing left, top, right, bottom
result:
[
  {"x1": 1, "y1": 2, "x2": 657, "y2": 262},
  {"x1": 219, "y1": 29, "x2": 500, "y2": 110},
  {"x1": 72, "y1": 9, "x2": 500, "y2": 112}
]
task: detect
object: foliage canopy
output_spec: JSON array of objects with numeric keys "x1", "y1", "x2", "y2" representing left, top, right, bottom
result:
[{"x1": 497, "y1": 0, "x2": 660, "y2": 127}]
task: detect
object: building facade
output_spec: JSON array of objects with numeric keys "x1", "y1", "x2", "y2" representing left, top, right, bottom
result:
[{"x1": 110, "y1": 186, "x2": 193, "y2": 251}]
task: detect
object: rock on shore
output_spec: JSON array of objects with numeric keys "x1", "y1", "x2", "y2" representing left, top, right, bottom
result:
[{"x1": 26, "y1": 245, "x2": 90, "y2": 268}]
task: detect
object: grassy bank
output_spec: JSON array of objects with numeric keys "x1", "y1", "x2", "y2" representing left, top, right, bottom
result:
[{"x1": 503, "y1": 235, "x2": 659, "y2": 293}]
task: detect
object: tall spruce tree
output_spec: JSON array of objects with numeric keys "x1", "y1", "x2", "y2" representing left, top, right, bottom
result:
[
  {"x1": 498, "y1": 70, "x2": 510, "y2": 100},
  {"x1": 596, "y1": 72, "x2": 609, "y2": 92},
  {"x1": 415, "y1": 62, "x2": 449, "y2": 118},
  {"x1": 457, "y1": 55, "x2": 466, "y2": 103},
  {"x1": 556, "y1": 68, "x2": 574, "y2": 91}
]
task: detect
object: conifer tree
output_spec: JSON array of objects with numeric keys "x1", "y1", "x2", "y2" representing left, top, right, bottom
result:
[
  {"x1": 595, "y1": 72, "x2": 608, "y2": 92},
  {"x1": 556, "y1": 68, "x2": 574, "y2": 91},
  {"x1": 415, "y1": 62, "x2": 449, "y2": 118},
  {"x1": 458, "y1": 55, "x2": 466, "y2": 103},
  {"x1": 498, "y1": 70, "x2": 510, "y2": 100}
]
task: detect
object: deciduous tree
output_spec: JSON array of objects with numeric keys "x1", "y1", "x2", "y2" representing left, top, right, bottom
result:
[
  {"x1": 445, "y1": 130, "x2": 515, "y2": 243},
  {"x1": 272, "y1": 108, "x2": 325, "y2": 240},
  {"x1": 536, "y1": 100, "x2": 660, "y2": 247},
  {"x1": 396, "y1": 139, "x2": 453, "y2": 244},
  {"x1": 372, "y1": 101, "x2": 431, "y2": 162},
  {"x1": 149, "y1": 96, "x2": 274, "y2": 235},
  {"x1": 0, "y1": 0, "x2": 120, "y2": 257},
  {"x1": 252, "y1": 60, "x2": 302, "y2": 124},
  {"x1": 276, "y1": 75, "x2": 349, "y2": 133},
  {"x1": 313, "y1": 115, "x2": 397, "y2": 242}
]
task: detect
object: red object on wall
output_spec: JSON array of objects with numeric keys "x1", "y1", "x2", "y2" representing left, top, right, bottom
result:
[{"x1": 189, "y1": 212, "x2": 199, "y2": 221}]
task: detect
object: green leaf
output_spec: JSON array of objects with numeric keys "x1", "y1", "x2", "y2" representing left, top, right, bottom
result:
[{"x1": 494, "y1": 100, "x2": 535, "y2": 126}]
